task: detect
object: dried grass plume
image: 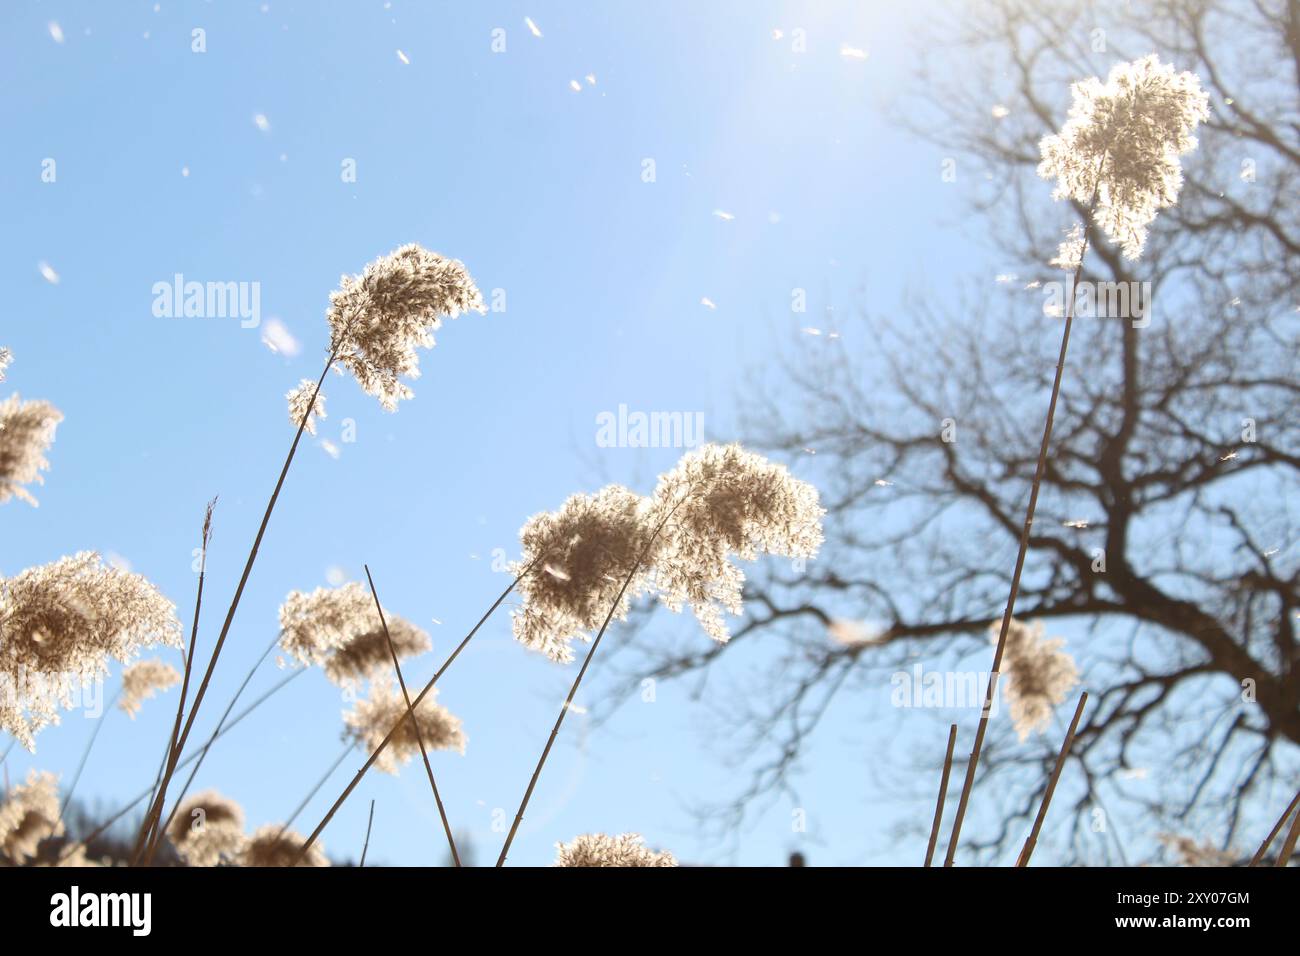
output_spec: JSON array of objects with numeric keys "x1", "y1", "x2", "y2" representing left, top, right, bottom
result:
[
  {"x1": 1038, "y1": 54, "x2": 1209, "y2": 259},
  {"x1": 167, "y1": 790, "x2": 246, "y2": 867},
  {"x1": 286, "y1": 379, "x2": 327, "y2": 436},
  {"x1": 0, "y1": 552, "x2": 182, "y2": 749},
  {"x1": 118, "y1": 658, "x2": 181, "y2": 718},
  {"x1": 240, "y1": 824, "x2": 328, "y2": 867},
  {"x1": 553, "y1": 832, "x2": 677, "y2": 867},
  {"x1": 343, "y1": 681, "x2": 466, "y2": 774},
  {"x1": 0, "y1": 393, "x2": 63, "y2": 506},
  {"x1": 278, "y1": 582, "x2": 431, "y2": 685},
  {"x1": 651, "y1": 443, "x2": 824, "y2": 643},
  {"x1": 0, "y1": 770, "x2": 63, "y2": 862},
  {"x1": 510, "y1": 485, "x2": 658, "y2": 663},
  {"x1": 327, "y1": 243, "x2": 485, "y2": 410},
  {"x1": 996, "y1": 618, "x2": 1080, "y2": 740}
]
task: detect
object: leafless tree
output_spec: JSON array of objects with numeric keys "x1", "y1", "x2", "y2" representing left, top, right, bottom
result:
[{"x1": 603, "y1": 0, "x2": 1299, "y2": 864}]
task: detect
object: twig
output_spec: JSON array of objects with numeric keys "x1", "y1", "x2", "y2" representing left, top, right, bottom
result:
[
  {"x1": 1249, "y1": 788, "x2": 1300, "y2": 866},
  {"x1": 296, "y1": 564, "x2": 536, "y2": 863},
  {"x1": 360, "y1": 800, "x2": 375, "y2": 867},
  {"x1": 365, "y1": 564, "x2": 461, "y2": 867},
  {"x1": 1016, "y1": 692, "x2": 1088, "y2": 867},
  {"x1": 924, "y1": 724, "x2": 958, "y2": 867}
]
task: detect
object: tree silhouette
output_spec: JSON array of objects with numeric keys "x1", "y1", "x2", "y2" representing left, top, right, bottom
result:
[{"x1": 608, "y1": 0, "x2": 1299, "y2": 864}]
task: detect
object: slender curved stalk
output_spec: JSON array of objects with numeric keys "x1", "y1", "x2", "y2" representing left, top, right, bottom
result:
[
  {"x1": 1273, "y1": 795, "x2": 1300, "y2": 868},
  {"x1": 56, "y1": 669, "x2": 302, "y2": 863},
  {"x1": 495, "y1": 503, "x2": 684, "y2": 867},
  {"x1": 1016, "y1": 692, "x2": 1088, "y2": 867},
  {"x1": 1250, "y1": 788, "x2": 1300, "y2": 866},
  {"x1": 276, "y1": 743, "x2": 355, "y2": 838},
  {"x1": 365, "y1": 564, "x2": 461, "y2": 867},
  {"x1": 156, "y1": 633, "x2": 283, "y2": 841},
  {"x1": 359, "y1": 800, "x2": 375, "y2": 867},
  {"x1": 58, "y1": 689, "x2": 122, "y2": 825},
  {"x1": 137, "y1": 353, "x2": 335, "y2": 865},
  {"x1": 924, "y1": 724, "x2": 958, "y2": 867},
  {"x1": 134, "y1": 499, "x2": 215, "y2": 864},
  {"x1": 944, "y1": 190, "x2": 1100, "y2": 867},
  {"x1": 296, "y1": 565, "x2": 535, "y2": 863}
]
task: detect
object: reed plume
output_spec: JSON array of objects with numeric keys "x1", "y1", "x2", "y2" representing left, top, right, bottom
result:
[{"x1": 0, "y1": 393, "x2": 63, "y2": 507}]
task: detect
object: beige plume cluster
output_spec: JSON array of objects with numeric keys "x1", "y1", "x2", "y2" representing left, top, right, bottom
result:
[
  {"x1": 286, "y1": 379, "x2": 328, "y2": 436},
  {"x1": 327, "y1": 243, "x2": 485, "y2": 411},
  {"x1": 343, "y1": 681, "x2": 466, "y2": 775},
  {"x1": 118, "y1": 658, "x2": 181, "y2": 718},
  {"x1": 0, "y1": 393, "x2": 63, "y2": 507},
  {"x1": 0, "y1": 552, "x2": 182, "y2": 749},
  {"x1": 278, "y1": 581, "x2": 431, "y2": 686},
  {"x1": 0, "y1": 770, "x2": 64, "y2": 863},
  {"x1": 995, "y1": 618, "x2": 1080, "y2": 740},
  {"x1": 1039, "y1": 54, "x2": 1209, "y2": 260},
  {"x1": 168, "y1": 790, "x2": 248, "y2": 867},
  {"x1": 553, "y1": 832, "x2": 677, "y2": 867},
  {"x1": 511, "y1": 443, "x2": 825, "y2": 663}
]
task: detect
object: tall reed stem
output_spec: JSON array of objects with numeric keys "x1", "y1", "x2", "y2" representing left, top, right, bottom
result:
[
  {"x1": 295, "y1": 565, "x2": 535, "y2": 863},
  {"x1": 359, "y1": 800, "x2": 376, "y2": 867},
  {"x1": 944, "y1": 195, "x2": 1099, "y2": 866},
  {"x1": 364, "y1": 564, "x2": 461, "y2": 867},
  {"x1": 155, "y1": 633, "x2": 282, "y2": 842},
  {"x1": 1273, "y1": 795, "x2": 1300, "y2": 867},
  {"x1": 495, "y1": 503, "x2": 683, "y2": 867},
  {"x1": 56, "y1": 669, "x2": 302, "y2": 863},
  {"x1": 1016, "y1": 691, "x2": 1088, "y2": 867},
  {"x1": 136, "y1": 353, "x2": 335, "y2": 865},
  {"x1": 924, "y1": 724, "x2": 958, "y2": 867},
  {"x1": 276, "y1": 743, "x2": 355, "y2": 838},
  {"x1": 1249, "y1": 788, "x2": 1300, "y2": 866},
  {"x1": 58, "y1": 689, "x2": 122, "y2": 826},
  {"x1": 133, "y1": 499, "x2": 215, "y2": 863}
]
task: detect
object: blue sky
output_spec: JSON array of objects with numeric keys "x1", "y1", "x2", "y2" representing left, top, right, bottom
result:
[{"x1": 0, "y1": 0, "x2": 1049, "y2": 866}]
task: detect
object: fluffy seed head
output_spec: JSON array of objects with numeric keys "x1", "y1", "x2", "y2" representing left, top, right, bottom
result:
[
  {"x1": 286, "y1": 379, "x2": 327, "y2": 436},
  {"x1": 996, "y1": 618, "x2": 1080, "y2": 740},
  {"x1": 240, "y1": 824, "x2": 328, "y2": 867},
  {"x1": 1038, "y1": 54, "x2": 1209, "y2": 259},
  {"x1": 0, "y1": 552, "x2": 182, "y2": 749},
  {"x1": 0, "y1": 348, "x2": 11, "y2": 382},
  {"x1": 650, "y1": 443, "x2": 825, "y2": 643},
  {"x1": 118, "y1": 658, "x2": 181, "y2": 718},
  {"x1": 0, "y1": 393, "x2": 63, "y2": 507},
  {"x1": 553, "y1": 832, "x2": 678, "y2": 867},
  {"x1": 278, "y1": 582, "x2": 431, "y2": 686},
  {"x1": 510, "y1": 485, "x2": 659, "y2": 663},
  {"x1": 0, "y1": 770, "x2": 63, "y2": 862},
  {"x1": 168, "y1": 790, "x2": 246, "y2": 867},
  {"x1": 343, "y1": 681, "x2": 466, "y2": 774},
  {"x1": 326, "y1": 243, "x2": 485, "y2": 410}
]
